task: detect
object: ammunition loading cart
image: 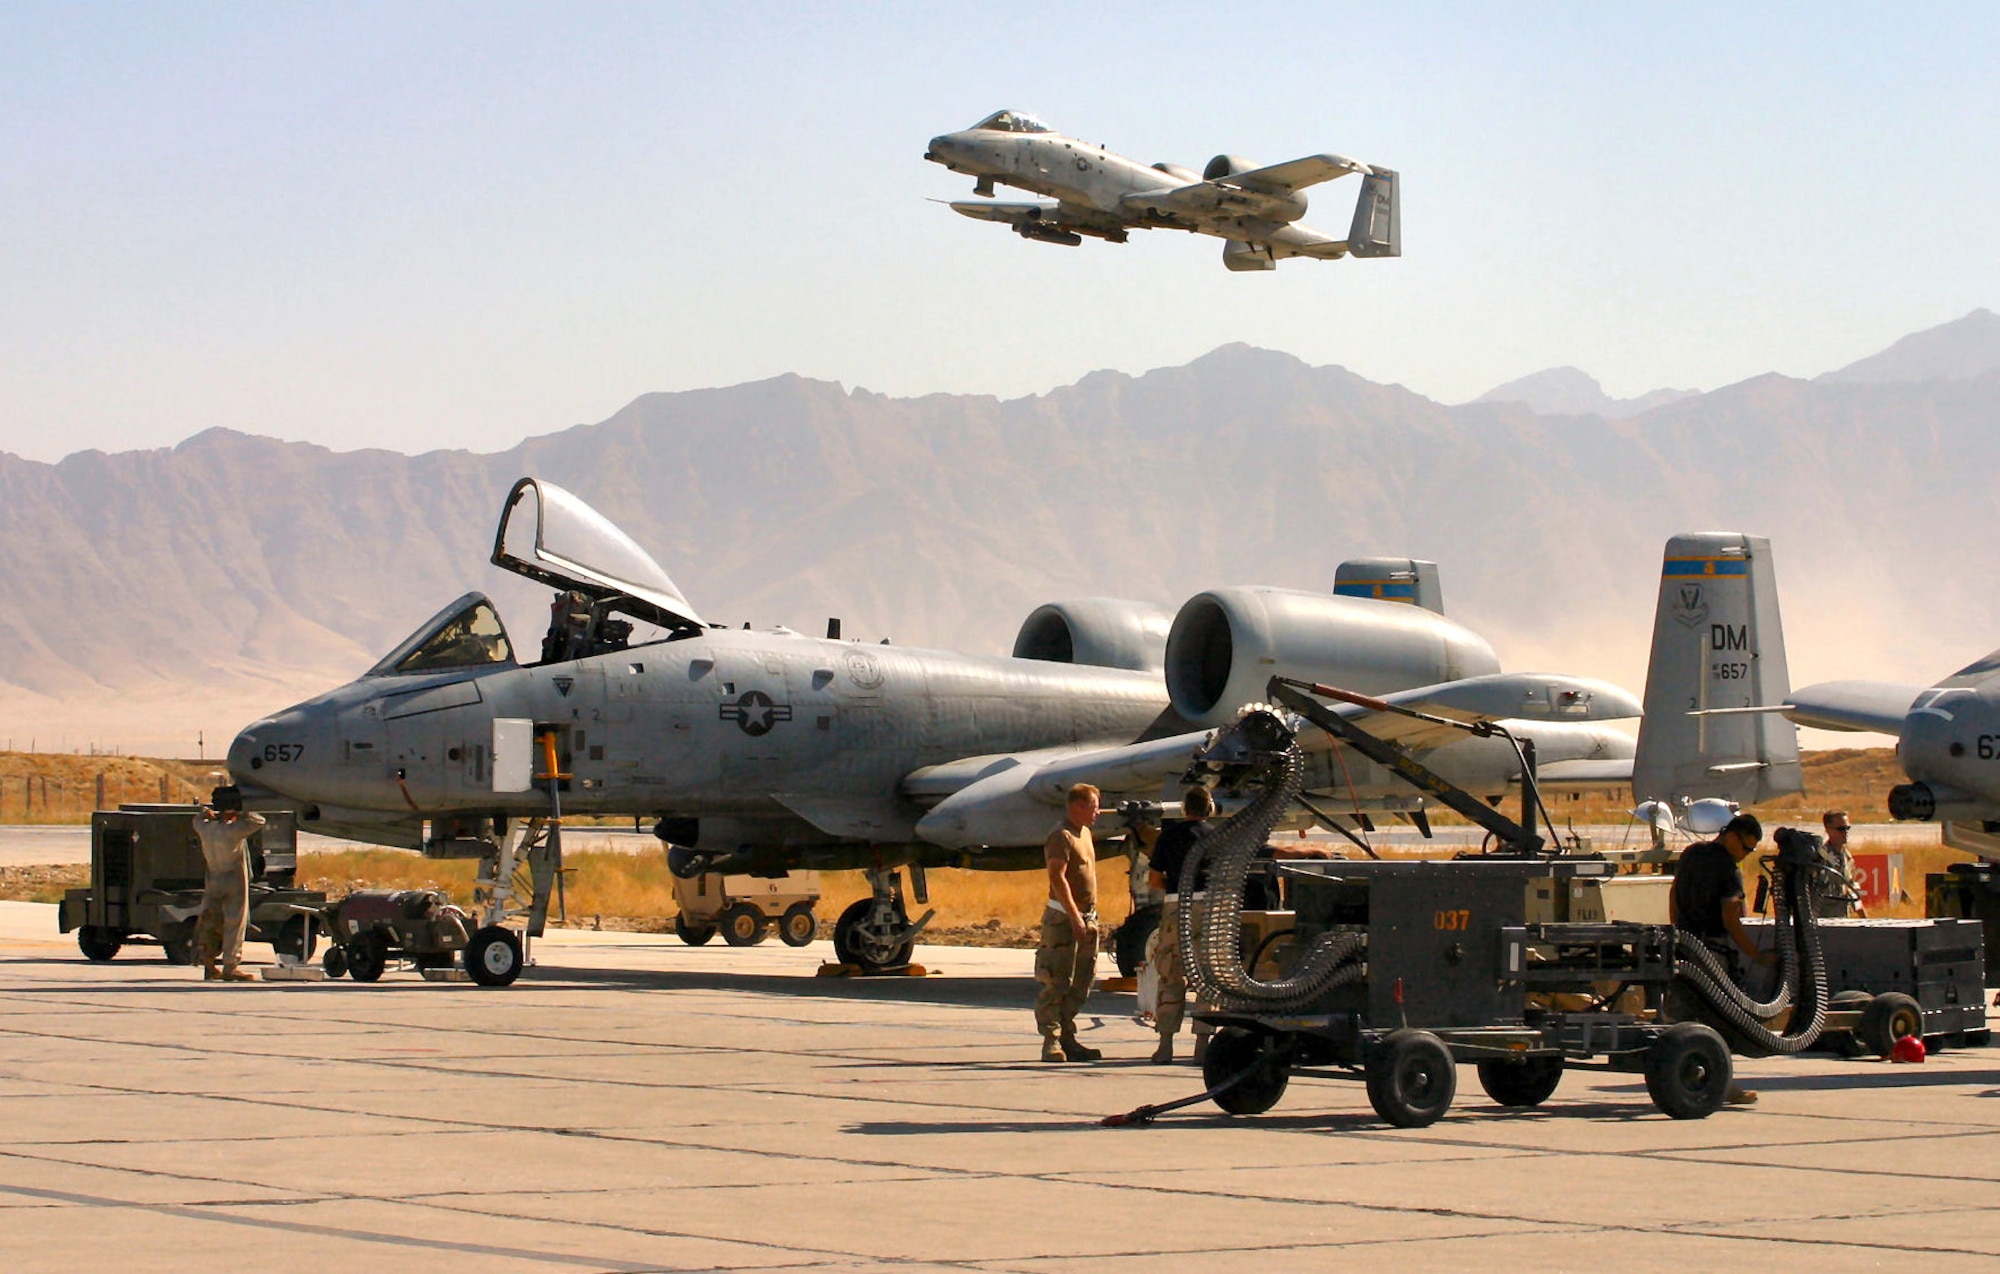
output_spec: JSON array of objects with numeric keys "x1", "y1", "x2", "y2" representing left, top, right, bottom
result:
[
  {"x1": 1112, "y1": 679, "x2": 1839, "y2": 1130},
  {"x1": 58, "y1": 805, "x2": 325, "y2": 965},
  {"x1": 319, "y1": 889, "x2": 473, "y2": 981}
]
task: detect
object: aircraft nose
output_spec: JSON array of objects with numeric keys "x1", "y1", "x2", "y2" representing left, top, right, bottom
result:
[
  {"x1": 926, "y1": 134, "x2": 964, "y2": 164},
  {"x1": 229, "y1": 704, "x2": 339, "y2": 801}
]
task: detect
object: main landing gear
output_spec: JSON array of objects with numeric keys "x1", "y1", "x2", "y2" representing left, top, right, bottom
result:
[{"x1": 831, "y1": 866, "x2": 936, "y2": 973}]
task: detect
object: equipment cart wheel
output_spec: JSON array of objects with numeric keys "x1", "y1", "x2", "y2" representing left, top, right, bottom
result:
[
  {"x1": 1202, "y1": 1027, "x2": 1290, "y2": 1115},
  {"x1": 1856, "y1": 992, "x2": 1923, "y2": 1058},
  {"x1": 346, "y1": 933, "x2": 388, "y2": 983},
  {"x1": 833, "y1": 898, "x2": 914, "y2": 971},
  {"x1": 1644, "y1": 1023, "x2": 1732, "y2": 1119},
  {"x1": 720, "y1": 904, "x2": 769, "y2": 947},
  {"x1": 76, "y1": 926, "x2": 122, "y2": 962},
  {"x1": 674, "y1": 914, "x2": 716, "y2": 946},
  {"x1": 778, "y1": 903, "x2": 818, "y2": 947},
  {"x1": 272, "y1": 915, "x2": 318, "y2": 962},
  {"x1": 162, "y1": 935, "x2": 193, "y2": 966},
  {"x1": 1475, "y1": 1055, "x2": 1564, "y2": 1108},
  {"x1": 1112, "y1": 903, "x2": 1161, "y2": 978},
  {"x1": 465, "y1": 925, "x2": 524, "y2": 987},
  {"x1": 322, "y1": 943, "x2": 349, "y2": 979},
  {"x1": 1365, "y1": 1029, "x2": 1458, "y2": 1128}
]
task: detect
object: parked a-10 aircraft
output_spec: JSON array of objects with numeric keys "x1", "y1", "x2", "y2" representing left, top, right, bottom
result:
[
  {"x1": 234, "y1": 480, "x2": 1731, "y2": 978},
  {"x1": 924, "y1": 110, "x2": 1399, "y2": 271}
]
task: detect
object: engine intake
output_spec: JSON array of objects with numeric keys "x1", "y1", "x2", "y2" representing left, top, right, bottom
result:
[
  {"x1": 1164, "y1": 586, "x2": 1500, "y2": 727},
  {"x1": 1013, "y1": 598, "x2": 1171, "y2": 673}
]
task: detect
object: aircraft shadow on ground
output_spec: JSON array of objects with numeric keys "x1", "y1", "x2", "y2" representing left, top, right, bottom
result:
[{"x1": 844, "y1": 1101, "x2": 1673, "y2": 1136}]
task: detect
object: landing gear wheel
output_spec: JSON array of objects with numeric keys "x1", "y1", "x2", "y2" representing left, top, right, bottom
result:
[
  {"x1": 272, "y1": 915, "x2": 317, "y2": 962},
  {"x1": 1202, "y1": 1027, "x2": 1290, "y2": 1115},
  {"x1": 321, "y1": 943, "x2": 349, "y2": 979},
  {"x1": 345, "y1": 933, "x2": 388, "y2": 983},
  {"x1": 1112, "y1": 903, "x2": 1161, "y2": 978},
  {"x1": 720, "y1": 904, "x2": 768, "y2": 947},
  {"x1": 1856, "y1": 992, "x2": 1923, "y2": 1059},
  {"x1": 465, "y1": 926, "x2": 524, "y2": 987},
  {"x1": 1644, "y1": 1022, "x2": 1732, "y2": 1119},
  {"x1": 1476, "y1": 1055, "x2": 1564, "y2": 1108},
  {"x1": 77, "y1": 926, "x2": 121, "y2": 962},
  {"x1": 674, "y1": 914, "x2": 716, "y2": 946},
  {"x1": 778, "y1": 903, "x2": 818, "y2": 948},
  {"x1": 1366, "y1": 1029, "x2": 1457, "y2": 1128},
  {"x1": 833, "y1": 898, "x2": 913, "y2": 971}
]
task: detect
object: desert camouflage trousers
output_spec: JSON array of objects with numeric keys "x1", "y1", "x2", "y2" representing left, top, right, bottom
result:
[
  {"x1": 193, "y1": 858, "x2": 249, "y2": 970},
  {"x1": 1033, "y1": 909, "x2": 1098, "y2": 1039},
  {"x1": 1153, "y1": 899, "x2": 1189, "y2": 1037}
]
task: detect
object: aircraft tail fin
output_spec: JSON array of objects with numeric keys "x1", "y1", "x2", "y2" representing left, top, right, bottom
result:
[
  {"x1": 1632, "y1": 532, "x2": 1803, "y2": 807},
  {"x1": 1346, "y1": 168, "x2": 1399, "y2": 258},
  {"x1": 1333, "y1": 558, "x2": 1443, "y2": 614}
]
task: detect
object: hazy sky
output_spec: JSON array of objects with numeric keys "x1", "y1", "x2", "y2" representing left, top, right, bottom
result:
[{"x1": 5, "y1": 2, "x2": 1998, "y2": 462}]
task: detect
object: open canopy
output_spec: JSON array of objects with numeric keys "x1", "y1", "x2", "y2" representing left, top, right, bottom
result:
[{"x1": 491, "y1": 478, "x2": 704, "y2": 633}]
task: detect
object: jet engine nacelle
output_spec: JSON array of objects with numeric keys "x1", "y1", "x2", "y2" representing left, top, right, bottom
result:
[
  {"x1": 1203, "y1": 154, "x2": 1260, "y2": 180},
  {"x1": 1151, "y1": 162, "x2": 1203, "y2": 183},
  {"x1": 1013, "y1": 598, "x2": 1172, "y2": 673},
  {"x1": 1164, "y1": 586, "x2": 1503, "y2": 727}
]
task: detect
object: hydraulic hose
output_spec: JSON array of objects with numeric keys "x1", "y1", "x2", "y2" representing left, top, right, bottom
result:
[
  {"x1": 1671, "y1": 834, "x2": 1830, "y2": 1057},
  {"x1": 1181, "y1": 718, "x2": 1367, "y2": 1012}
]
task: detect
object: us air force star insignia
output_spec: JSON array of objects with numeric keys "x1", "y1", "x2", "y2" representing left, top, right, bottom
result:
[{"x1": 720, "y1": 689, "x2": 793, "y2": 737}]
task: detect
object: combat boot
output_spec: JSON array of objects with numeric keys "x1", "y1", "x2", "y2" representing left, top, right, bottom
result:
[
  {"x1": 220, "y1": 967, "x2": 256, "y2": 983},
  {"x1": 201, "y1": 962, "x2": 222, "y2": 981},
  {"x1": 1040, "y1": 1037, "x2": 1069, "y2": 1063},
  {"x1": 1151, "y1": 1036, "x2": 1174, "y2": 1065},
  {"x1": 1059, "y1": 1032, "x2": 1102, "y2": 1062}
]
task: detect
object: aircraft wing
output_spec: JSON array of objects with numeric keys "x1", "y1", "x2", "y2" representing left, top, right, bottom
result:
[
  {"x1": 945, "y1": 199, "x2": 1060, "y2": 225},
  {"x1": 1783, "y1": 680, "x2": 1925, "y2": 734},
  {"x1": 1222, "y1": 153, "x2": 1371, "y2": 192},
  {"x1": 910, "y1": 672, "x2": 1638, "y2": 849}
]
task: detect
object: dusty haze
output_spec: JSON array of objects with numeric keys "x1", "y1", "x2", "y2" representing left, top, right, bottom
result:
[{"x1": 5, "y1": 311, "x2": 1997, "y2": 755}]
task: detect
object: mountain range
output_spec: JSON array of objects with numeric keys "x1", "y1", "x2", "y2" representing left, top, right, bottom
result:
[{"x1": 5, "y1": 310, "x2": 1998, "y2": 755}]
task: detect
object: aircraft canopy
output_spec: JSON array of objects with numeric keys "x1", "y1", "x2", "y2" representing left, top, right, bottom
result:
[
  {"x1": 369, "y1": 592, "x2": 516, "y2": 676},
  {"x1": 491, "y1": 478, "x2": 705, "y2": 633},
  {"x1": 972, "y1": 110, "x2": 1051, "y2": 134}
]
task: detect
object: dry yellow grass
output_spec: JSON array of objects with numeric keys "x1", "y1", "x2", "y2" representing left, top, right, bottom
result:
[{"x1": 0, "y1": 752, "x2": 215, "y2": 824}]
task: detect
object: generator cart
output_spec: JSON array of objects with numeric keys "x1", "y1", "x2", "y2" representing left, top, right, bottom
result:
[
  {"x1": 59, "y1": 805, "x2": 324, "y2": 965},
  {"x1": 1114, "y1": 680, "x2": 1838, "y2": 1130},
  {"x1": 670, "y1": 870, "x2": 822, "y2": 947}
]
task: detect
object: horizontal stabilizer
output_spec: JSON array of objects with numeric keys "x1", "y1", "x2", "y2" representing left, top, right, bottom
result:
[{"x1": 1784, "y1": 680, "x2": 1923, "y2": 735}]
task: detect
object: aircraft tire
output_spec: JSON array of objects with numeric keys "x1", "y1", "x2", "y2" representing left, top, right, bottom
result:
[
  {"x1": 77, "y1": 926, "x2": 122, "y2": 962},
  {"x1": 778, "y1": 903, "x2": 818, "y2": 947},
  {"x1": 674, "y1": 915, "x2": 716, "y2": 946},
  {"x1": 465, "y1": 925, "x2": 523, "y2": 987},
  {"x1": 833, "y1": 899, "x2": 913, "y2": 971},
  {"x1": 721, "y1": 904, "x2": 767, "y2": 947}
]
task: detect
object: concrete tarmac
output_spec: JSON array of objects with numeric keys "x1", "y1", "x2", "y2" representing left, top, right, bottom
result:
[{"x1": 3, "y1": 901, "x2": 1998, "y2": 1272}]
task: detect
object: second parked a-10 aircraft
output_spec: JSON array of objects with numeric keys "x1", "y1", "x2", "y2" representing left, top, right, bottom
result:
[
  {"x1": 232, "y1": 480, "x2": 1772, "y2": 976},
  {"x1": 924, "y1": 110, "x2": 1399, "y2": 271}
]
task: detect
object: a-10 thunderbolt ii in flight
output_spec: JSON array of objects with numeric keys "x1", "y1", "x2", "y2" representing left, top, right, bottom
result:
[
  {"x1": 230, "y1": 480, "x2": 1728, "y2": 980},
  {"x1": 923, "y1": 110, "x2": 1399, "y2": 271}
]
